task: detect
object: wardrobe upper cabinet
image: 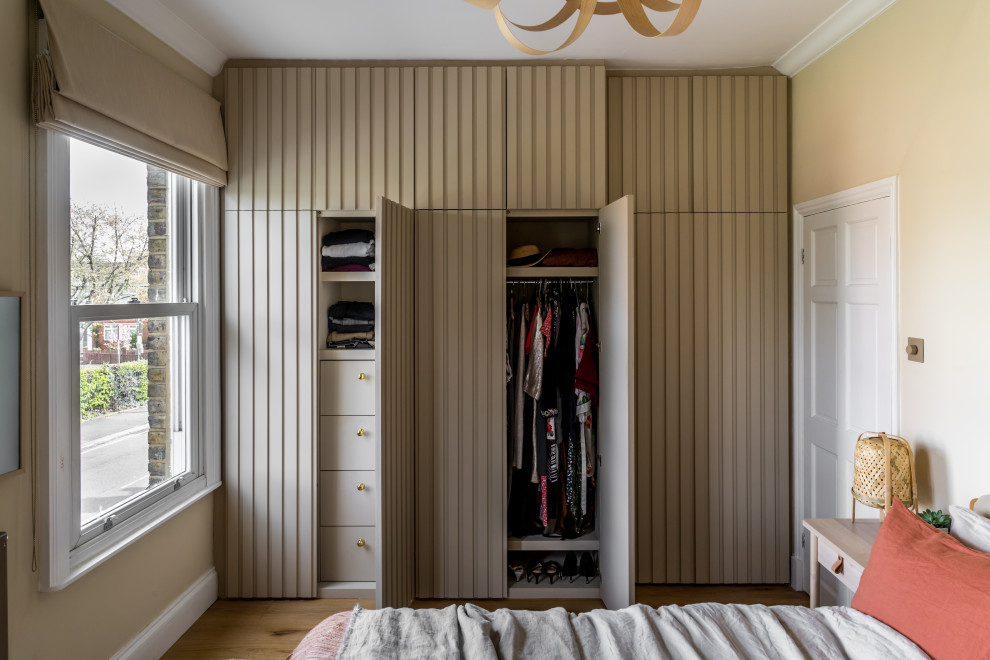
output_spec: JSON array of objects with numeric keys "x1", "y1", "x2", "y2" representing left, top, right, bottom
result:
[
  {"x1": 692, "y1": 76, "x2": 788, "y2": 213},
  {"x1": 223, "y1": 66, "x2": 415, "y2": 212},
  {"x1": 607, "y1": 76, "x2": 692, "y2": 213},
  {"x1": 414, "y1": 67, "x2": 505, "y2": 210},
  {"x1": 506, "y1": 64, "x2": 607, "y2": 210}
]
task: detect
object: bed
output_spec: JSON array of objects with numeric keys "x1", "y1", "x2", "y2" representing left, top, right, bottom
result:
[{"x1": 290, "y1": 496, "x2": 990, "y2": 659}]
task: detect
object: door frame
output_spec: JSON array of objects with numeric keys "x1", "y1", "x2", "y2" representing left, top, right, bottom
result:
[{"x1": 790, "y1": 176, "x2": 900, "y2": 592}]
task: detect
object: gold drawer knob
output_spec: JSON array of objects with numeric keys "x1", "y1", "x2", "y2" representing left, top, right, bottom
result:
[
  {"x1": 357, "y1": 483, "x2": 366, "y2": 491},
  {"x1": 356, "y1": 428, "x2": 366, "y2": 437},
  {"x1": 358, "y1": 372, "x2": 367, "y2": 380},
  {"x1": 356, "y1": 538, "x2": 365, "y2": 548}
]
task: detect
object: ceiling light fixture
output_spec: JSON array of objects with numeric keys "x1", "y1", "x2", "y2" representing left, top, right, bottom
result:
[{"x1": 463, "y1": 0, "x2": 702, "y2": 55}]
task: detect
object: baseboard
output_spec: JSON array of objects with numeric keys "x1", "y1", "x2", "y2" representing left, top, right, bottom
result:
[{"x1": 110, "y1": 567, "x2": 218, "y2": 660}]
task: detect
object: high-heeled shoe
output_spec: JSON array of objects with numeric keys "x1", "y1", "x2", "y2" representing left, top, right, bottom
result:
[
  {"x1": 527, "y1": 561, "x2": 545, "y2": 584},
  {"x1": 562, "y1": 551, "x2": 579, "y2": 583},
  {"x1": 579, "y1": 551, "x2": 597, "y2": 584},
  {"x1": 544, "y1": 560, "x2": 561, "y2": 584},
  {"x1": 509, "y1": 561, "x2": 525, "y2": 583}
]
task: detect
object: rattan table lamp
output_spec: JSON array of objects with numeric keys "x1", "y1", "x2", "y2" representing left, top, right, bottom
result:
[{"x1": 851, "y1": 431, "x2": 919, "y2": 522}]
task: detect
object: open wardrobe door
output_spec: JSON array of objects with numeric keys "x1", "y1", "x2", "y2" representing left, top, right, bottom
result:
[
  {"x1": 375, "y1": 196, "x2": 417, "y2": 608},
  {"x1": 598, "y1": 195, "x2": 636, "y2": 609}
]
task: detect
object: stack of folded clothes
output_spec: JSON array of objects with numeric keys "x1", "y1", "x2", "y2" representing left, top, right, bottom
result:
[
  {"x1": 322, "y1": 228, "x2": 375, "y2": 272},
  {"x1": 327, "y1": 301, "x2": 375, "y2": 349}
]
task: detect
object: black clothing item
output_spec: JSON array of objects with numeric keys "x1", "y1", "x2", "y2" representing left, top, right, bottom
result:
[
  {"x1": 329, "y1": 322, "x2": 375, "y2": 334},
  {"x1": 326, "y1": 340, "x2": 374, "y2": 349},
  {"x1": 328, "y1": 301, "x2": 375, "y2": 322},
  {"x1": 322, "y1": 255, "x2": 374, "y2": 269},
  {"x1": 322, "y1": 228, "x2": 375, "y2": 247}
]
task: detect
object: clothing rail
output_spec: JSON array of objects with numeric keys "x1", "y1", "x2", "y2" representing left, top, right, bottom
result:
[{"x1": 506, "y1": 279, "x2": 597, "y2": 284}]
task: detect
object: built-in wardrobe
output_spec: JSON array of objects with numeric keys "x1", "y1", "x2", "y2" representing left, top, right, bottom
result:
[{"x1": 217, "y1": 62, "x2": 789, "y2": 607}]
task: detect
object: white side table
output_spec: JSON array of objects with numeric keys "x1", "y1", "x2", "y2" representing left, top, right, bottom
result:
[{"x1": 802, "y1": 519, "x2": 881, "y2": 607}]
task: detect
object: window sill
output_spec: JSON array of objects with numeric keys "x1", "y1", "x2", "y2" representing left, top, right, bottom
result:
[{"x1": 41, "y1": 476, "x2": 220, "y2": 592}]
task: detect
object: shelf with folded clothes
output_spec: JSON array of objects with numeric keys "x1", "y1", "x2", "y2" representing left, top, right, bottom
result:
[
  {"x1": 325, "y1": 300, "x2": 376, "y2": 351},
  {"x1": 320, "y1": 226, "x2": 376, "y2": 276}
]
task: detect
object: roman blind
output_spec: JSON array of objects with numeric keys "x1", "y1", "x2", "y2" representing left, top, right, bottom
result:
[{"x1": 32, "y1": 0, "x2": 228, "y2": 187}]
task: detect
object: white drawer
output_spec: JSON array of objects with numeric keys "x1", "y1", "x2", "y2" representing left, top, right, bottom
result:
[
  {"x1": 320, "y1": 416, "x2": 375, "y2": 471},
  {"x1": 319, "y1": 526, "x2": 376, "y2": 582},
  {"x1": 320, "y1": 361, "x2": 376, "y2": 415},
  {"x1": 818, "y1": 538, "x2": 865, "y2": 594},
  {"x1": 320, "y1": 470, "x2": 376, "y2": 526}
]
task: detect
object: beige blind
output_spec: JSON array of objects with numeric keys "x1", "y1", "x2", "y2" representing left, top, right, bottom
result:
[{"x1": 33, "y1": 0, "x2": 228, "y2": 187}]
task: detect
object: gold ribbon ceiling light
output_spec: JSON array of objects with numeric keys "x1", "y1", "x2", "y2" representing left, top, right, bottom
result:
[{"x1": 463, "y1": 0, "x2": 702, "y2": 55}]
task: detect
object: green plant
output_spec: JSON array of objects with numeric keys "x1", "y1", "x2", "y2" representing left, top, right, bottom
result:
[
  {"x1": 919, "y1": 509, "x2": 952, "y2": 530},
  {"x1": 79, "y1": 360, "x2": 149, "y2": 418}
]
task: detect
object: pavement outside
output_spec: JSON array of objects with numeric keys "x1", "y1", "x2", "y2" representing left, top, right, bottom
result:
[{"x1": 80, "y1": 406, "x2": 151, "y2": 524}]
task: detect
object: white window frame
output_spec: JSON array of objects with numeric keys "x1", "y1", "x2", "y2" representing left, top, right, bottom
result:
[{"x1": 36, "y1": 130, "x2": 221, "y2": 591}]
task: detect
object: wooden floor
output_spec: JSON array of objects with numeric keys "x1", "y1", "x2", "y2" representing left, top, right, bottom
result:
[{"x1": 163, "y1": 585, "x2": 808, "y2": 660}]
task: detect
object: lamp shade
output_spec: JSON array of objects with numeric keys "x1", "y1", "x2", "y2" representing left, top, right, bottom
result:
[{"x1": 852, "y1": 432, "x2": 919, "y2": 521}]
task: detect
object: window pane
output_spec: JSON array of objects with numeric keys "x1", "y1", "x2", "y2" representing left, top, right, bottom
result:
[
  {"x1": 79, "y1": 316, "x2": 191, "y2": 526},
  {"x1": 69, "y1": 138, "x2": 182, "y2": 305}
]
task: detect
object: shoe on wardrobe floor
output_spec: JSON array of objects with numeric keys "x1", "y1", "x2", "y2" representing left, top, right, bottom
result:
[
  {"x1": 579, "y1": 551, "x2": 597, "y2": 584},
  {"x1": 562, "y1": 551, "x2": 578, "y2": 583}
]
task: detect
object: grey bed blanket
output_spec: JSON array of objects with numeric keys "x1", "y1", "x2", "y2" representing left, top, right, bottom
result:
[{"x1": 336, "y1": 602, "x2": 928, "y2": 659}]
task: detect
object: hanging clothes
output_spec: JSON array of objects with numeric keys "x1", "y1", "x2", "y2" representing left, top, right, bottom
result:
[{"x1": 506, "y1": 281, "x2": 599, "y2": 540}]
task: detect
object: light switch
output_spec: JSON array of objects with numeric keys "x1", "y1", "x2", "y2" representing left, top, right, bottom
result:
[{"x1": 906, "y1": 337, "x2": 924, "y2": 363}]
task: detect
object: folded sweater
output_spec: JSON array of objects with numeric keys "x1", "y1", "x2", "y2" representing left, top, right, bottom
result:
[
  {"x1": 322, "y1": 228, "x2": 374, "y2": 247},
  {"x1": 329, "y1": 301, "x2": 375, "y2": 322},
  {"x1": 322, "y1": 241, "x2": 374, "y2": 259}
]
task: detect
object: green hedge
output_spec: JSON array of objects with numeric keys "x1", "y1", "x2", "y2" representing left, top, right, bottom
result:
[{"x1": 80, "y1": 361, "x2": 149, "y2": 419}]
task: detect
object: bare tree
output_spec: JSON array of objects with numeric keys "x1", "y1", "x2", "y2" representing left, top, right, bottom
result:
[{"x1": 70, "y1": 202, "x2": 149, "y2": 306}]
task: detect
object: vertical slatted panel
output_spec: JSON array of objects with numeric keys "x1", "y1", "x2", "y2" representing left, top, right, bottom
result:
[
  {"x1": 692, "y1": 76, "x2": 789, "y2": 213},
  {"x1": 413, "y1": 66, "x2": 505, "y2": 210},
  {"x1": 506, "y1": 64, "x2": 606, "y2": 209},
  {"x1": 378, "y1": 199, "x2": 417, "y2": 608},
  {"x1": 313, "y1": 67, "x2": 415, "y2": 211},
  {"x1": 606, "y1": 76, "x2": 692, "y2": 213},
  {"x1": 224, "y1": 65, "x2": 413, "y2": 213},
  {"x1": 220, "y1": 209, "x2": 316, "y2": 598},
  {"x1": 414, "y1": 210, "x2": 505, "y2": 598},
  {"x1": 634, "y1": 212, "x2": 789, "y2": 584}
]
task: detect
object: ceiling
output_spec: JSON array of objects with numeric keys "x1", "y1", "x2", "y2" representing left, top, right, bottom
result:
[{"x1": 108, "y1": 0, "x2": 896, "y2": 76}]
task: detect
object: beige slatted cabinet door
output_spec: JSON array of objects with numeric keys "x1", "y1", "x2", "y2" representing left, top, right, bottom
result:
[
  {"x1": 607, "y1": 76, "x2": 692, "y2": 213},
  {"x1": 633, "y1": 212, "x2": 789, "y2": 585},
  {"x1": 375, "y1": 196, "x2": 417, "y2": 608},
  {"x1": 414, "y1": 210, "x2": 506, "y2": 599},
  {"x1": 506, "y1": 64, "x2": 607, "y2": 209},
  {"x1": 220, "y1": 210, "x2": 317, "y2": 598},
  {"x1": 222, "y1": 67, "x2": 317, "y2": 212},
  {"x1": 313, "y1": 67, "x2": 416, "y2": 211},
  {"x1": 414, "y1": 66, "x2": 505, "y2": 210},
  {"x1": 692, "y1": 76, "x2": 788, "y2": 213},
  {"x1": 598, "y1": 196, "x2": 636, "y2": 609}
]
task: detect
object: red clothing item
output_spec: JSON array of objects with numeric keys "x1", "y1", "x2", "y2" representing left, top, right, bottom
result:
[{"x1": 575, "y1": 319, "x2": 599, "y2": 405}]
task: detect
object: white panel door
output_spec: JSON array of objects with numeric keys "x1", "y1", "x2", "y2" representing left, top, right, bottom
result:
[
  {"x1": 598, "y1": 195, "x2": 636, "y2": 609},
  {"x1": 801, "y1": 193, "x2": 896, "y2": 595}
]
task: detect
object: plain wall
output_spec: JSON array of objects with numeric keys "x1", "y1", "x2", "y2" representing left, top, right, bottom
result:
[
  {"x1": 0, "y1": 0, "x2": 216, "y2": 658},
  {"x1": 792, "y1": 0, "x2": 990, "y2": 509}
]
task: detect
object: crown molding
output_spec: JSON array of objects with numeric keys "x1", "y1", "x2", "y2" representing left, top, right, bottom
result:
[
  {"x1": 774, "y1": 0, "x2": 899, "y2": 77},
  {"x1": 106, "y1": 0, "x2": 227, "y2": 76}
]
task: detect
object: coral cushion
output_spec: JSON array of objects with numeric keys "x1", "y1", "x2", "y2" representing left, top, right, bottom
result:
[{"x1": 852, "y1": 499, "x2": 990, "y2": 660}]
